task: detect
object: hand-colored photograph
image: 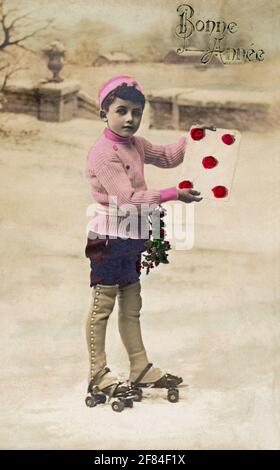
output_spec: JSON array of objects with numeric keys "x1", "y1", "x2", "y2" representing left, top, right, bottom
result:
[{"x1": 0, "y1": 0, "x2": 279, "y2": 450}]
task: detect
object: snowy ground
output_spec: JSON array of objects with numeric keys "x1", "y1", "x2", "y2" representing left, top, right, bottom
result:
[{"x1": 0, "y1": 110, "x2": 279, "y2": 450}]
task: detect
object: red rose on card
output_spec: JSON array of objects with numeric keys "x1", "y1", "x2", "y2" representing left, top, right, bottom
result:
[
  {"x1": 202, "y1": 156, "x2": 218, "y2": 169},
  {"x1": 179, "y1": 180, "x2": 193, "y2": 189},
  {"x1": 211, "y1": 185, "x2": 228, "y2": 198},
  {"x1": 190, "y1": 128, "x2": 205, "y2": 140},
  {"x1": 221, "y1": 134, "x2": 235, "y2": 145}
]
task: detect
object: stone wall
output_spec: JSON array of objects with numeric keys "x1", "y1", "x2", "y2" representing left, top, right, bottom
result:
[
  {"x1": 1, "y1": 83, "x2": 39, "y2": 117},
  {"x1": 148, "y1": 88, "x2": 278, "y2": 131},
  {"x1": 2, "y1": 81, "x2": 277, "y2": 129},
  {"x1": 0, "y1": 80, "x2": 100, "y2": 122},
  {"x1": 76, "y1": 90, "x2": 100, "y2": 120}
]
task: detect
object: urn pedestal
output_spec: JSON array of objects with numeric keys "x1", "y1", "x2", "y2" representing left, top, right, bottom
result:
[{"x1": 38, "y1": 80, "x2": 80, "y2": 122}]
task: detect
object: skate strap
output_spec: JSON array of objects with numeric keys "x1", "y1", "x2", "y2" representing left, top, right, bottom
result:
[
  {"x1": 133, "y1": 363, "x2": 153, "y2": 385},
  {"x1": 88, "y1": 367, "x2": 111, "y2": 389},
  {"x1": 105, "y1": 383, "x2": 117, "y2": 402}
]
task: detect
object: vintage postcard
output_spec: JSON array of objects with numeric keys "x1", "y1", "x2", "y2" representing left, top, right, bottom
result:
[{"x1": 0, "y1": 0, "x2": 279, "y2": 452}]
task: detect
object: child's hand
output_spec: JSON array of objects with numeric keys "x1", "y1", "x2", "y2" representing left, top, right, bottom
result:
[{"x1": 178, "y1": 188, "x2": 203, "y2": 203}]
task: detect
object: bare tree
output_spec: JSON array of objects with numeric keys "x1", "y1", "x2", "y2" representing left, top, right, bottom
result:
[{"x1": 0, "y1": 0, "x2": 54, "y2": 91}]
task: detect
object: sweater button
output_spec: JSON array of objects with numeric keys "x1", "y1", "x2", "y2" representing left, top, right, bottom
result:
[{"x1": 113, "y1": 144, "x2": 118, "y2": 150}]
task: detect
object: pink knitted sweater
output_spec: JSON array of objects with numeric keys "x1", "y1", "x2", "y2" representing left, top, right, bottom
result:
[{"x1": 85, "y1": 127, "x2": 187, "y2": 239}]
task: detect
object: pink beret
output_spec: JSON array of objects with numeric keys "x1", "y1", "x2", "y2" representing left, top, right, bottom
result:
[{"x1": 98, "y1": 75, "x2": 143, "y2": 108}]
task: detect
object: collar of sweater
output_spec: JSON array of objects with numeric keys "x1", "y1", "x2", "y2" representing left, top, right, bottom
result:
[{"x1": 104, "y1": 127, "x2": 135, "y2": 144}]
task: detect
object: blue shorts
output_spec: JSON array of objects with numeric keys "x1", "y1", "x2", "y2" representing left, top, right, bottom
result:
[{"x1": 85, "y1": 234, "x2": 147, "y2": 288}]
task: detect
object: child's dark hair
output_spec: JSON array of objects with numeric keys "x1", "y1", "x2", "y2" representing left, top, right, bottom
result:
[{"x1": 101, "y1": 83, "x2": 145, "y2": 111}]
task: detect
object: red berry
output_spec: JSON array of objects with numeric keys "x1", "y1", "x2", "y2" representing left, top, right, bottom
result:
[
  {"x1": 160, "y1": 229, "x2": 165, "y2": 237},
  {"x1": 211, "y1": 185, "x2": 228, "y2": 198},
  {"x1": 221, "y1": 134, "x2": 235, "y2": 145},
  {"x1": 179, "y1": 180, "x2": 193, "y2": 189},
  {"x1": 190, "y1": 128, "x2": 205, "y2": 141},
  {"x1": 202, "y1": 156, "x2": 218, "y2": 169}
]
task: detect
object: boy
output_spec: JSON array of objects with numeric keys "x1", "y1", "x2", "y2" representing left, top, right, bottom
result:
[{"x1": 85, "y1": 75, "x2": 202, "y2": 399}]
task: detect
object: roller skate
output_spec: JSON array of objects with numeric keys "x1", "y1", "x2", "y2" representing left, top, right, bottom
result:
[
  {"x1": 131, "y1": 363, "x2": 183, "y2": 403},
  {"x1": 85, "y1": 367, "x2": 137, "y2": 412}
]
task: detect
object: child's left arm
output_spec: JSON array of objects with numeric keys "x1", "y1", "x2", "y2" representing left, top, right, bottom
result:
[{"x1": 139, "y1": 135, "x2": 187, "y2": 168}]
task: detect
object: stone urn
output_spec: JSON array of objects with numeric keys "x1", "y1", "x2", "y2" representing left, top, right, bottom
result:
[{"x1": 42, "y1": 41, "x2": 66, "y2": 83}]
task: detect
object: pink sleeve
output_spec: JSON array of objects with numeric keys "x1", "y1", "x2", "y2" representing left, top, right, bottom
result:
[
  {"x1": 160, "y1": 186, "x2": 178, "y2": 203},
  {"x1": 141, "y1": 136, "x2": 187, "y2": 168},
  {"x1": 89, "y1": 150, "x2": 161, "y2": 211}
]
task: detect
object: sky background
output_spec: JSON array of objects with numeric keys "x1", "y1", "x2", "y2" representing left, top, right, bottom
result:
[{"x1": 5, "y1": 0, "x2": 280, "y2": 58}]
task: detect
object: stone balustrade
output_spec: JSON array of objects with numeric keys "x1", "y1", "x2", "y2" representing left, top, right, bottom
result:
[
  {"x1": 0, "y1": 79, "x2": 99, "y2": 122},
  {"x1": 147, "y1": 88, "x2": 278, "y2": 131}
]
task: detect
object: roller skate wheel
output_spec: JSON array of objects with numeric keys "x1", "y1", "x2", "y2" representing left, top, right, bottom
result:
[
  {"x1": 99, "y1": 393, "x2": 107, "y2": 404},
  {"x1": 96, "y1": 392, "x2": 107, "y2": 404},
  {"x1": 124, "y1": 398, "x2": 134, "y2": 408},
  {"x1": 112, "y1": 400, "x2": 125, "y2": 412},
  {"x1": 167, "y1": 388, "x2": 179, "y2": 403},
  {"x1": 85, "y1": 395, "x2": 97, "y2": 408},
  {"x1": 133, "y1": 389, "x2": 143, "y2": 402}
]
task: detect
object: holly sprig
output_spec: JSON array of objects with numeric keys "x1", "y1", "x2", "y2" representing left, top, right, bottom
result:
[{"x1": 140, "y1": 205, "x2": 172, "y2": 275}]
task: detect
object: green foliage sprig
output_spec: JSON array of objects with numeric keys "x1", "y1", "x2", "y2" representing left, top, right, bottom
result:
[{"x1": 141, "y1": 205, "x2": 172, "y2": 275}]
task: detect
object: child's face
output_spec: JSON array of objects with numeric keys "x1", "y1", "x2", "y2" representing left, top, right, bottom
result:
[{"x1": 104, "y1": 98, "x2": 143, "y2": 137}]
